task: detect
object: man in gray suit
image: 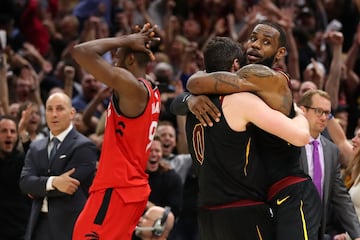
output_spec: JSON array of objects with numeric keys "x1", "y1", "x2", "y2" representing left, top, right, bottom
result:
[
  {"x1": 19, "y1": 92, "x2": 98, "y2": 240},
  {"x1": 298, "y1": 89, "x2": 360, "y2": 240}
]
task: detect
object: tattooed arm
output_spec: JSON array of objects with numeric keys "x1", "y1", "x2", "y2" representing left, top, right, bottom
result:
[{"x1": 186, "y1": 64, "x2": 292, "y2": 115}]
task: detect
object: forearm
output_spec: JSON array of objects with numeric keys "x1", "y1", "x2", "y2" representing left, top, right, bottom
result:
[
  {"x1": 72, "y1": 36, "x2": 131, "y2": 59},
  {"x1": 187, "y1": 64, "x2": 279, "y2": 95},
  {"x1": 325, "y1": 44, "x2": 342, "y2": 109},
  {"x1": 259, "y1": 0, "x2": 282, "y2": 19},
  {"x1": 327, "y1": 117, "x2": 353, "y2": 165},
  {"x1": 71, "y1": 37, "x2": 131, "y2": 90},
  {"x1": 345, "y1": 40, "x2": 359, "y2": 71},
  {"x1": 0, "y1": 62, "x2": 9, "y2": 115},
  {"x1": 227, "y1": 15, "x2": 238, "y2": 41},
  {"x1": 285, "y1": 28, "x2": 300, "y2": 80},
  {"x1": 82, "y1": 97, "x2": 102, "y2": 128},
  {"x1": 30, "y1": 48, "x2": 48, "y2": 69},
  {"x1": 29, "y1": 89, "x2": 43, "y2": 108},
  {"x1": 187, "y1": 66, "x2": 291, "y2": 114},
  {"x1": 63, "y1": 76, "x2": 74, "y2": 97},
  {"x1": 187, "y1": 71, "x2": 256, "y2": 95},
  {"x1": 19, "y1": 175, "x2": 48, "y2": 197},
  {"x1": 8, "y1": 51, "x2": 29, "y2": 68},
  {"x1": 344, "y1": 40, "x2": 360, "y2": 92},
  {"x1": 140, "y1": 9, "x2": 165, "y2": 40}
]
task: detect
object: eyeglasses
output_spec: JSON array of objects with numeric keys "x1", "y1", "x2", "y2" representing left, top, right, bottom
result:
[{"x1": 304, "y1": 106, "x2": 331, "y2": 118}]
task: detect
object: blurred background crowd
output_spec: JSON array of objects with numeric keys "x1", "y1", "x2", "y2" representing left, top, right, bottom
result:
[{"x1": 1, "y1": 0, "x2": 360, "y2": 239}]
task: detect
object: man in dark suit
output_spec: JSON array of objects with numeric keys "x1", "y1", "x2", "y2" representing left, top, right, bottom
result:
[
  {"x1": 19, "y1": 92, "x2": 98, "y2": 240},
  {"x1": 298, "y1": 89, "x2": 360, "y2": 240}
]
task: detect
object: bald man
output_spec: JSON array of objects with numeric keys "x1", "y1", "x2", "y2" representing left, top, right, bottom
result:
[{"x1": 19, "y1": 92, "x2": 98, "y2": 240}]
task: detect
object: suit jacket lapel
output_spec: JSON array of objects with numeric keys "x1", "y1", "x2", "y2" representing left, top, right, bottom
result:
[
  {"x1": 59, "y1": 128, "x2": 77, "y2": 153},
  {"x1": 50, "y1": 129, "x2": 77, "y2": 167},
  {"x1": 301, "y1": 138, "x2": 327, "y2": 235},
  {"x1": 46, "y1": 138, "x2": 52, "y2": 167}
]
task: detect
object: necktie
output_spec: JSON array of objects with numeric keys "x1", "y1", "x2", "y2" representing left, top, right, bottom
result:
[
  {"x1": 49, "y1": 137, "x2": 60, "y2": 162},
  {"x1": 312, "y1": 140, "x2": 322, "y2": 197}
]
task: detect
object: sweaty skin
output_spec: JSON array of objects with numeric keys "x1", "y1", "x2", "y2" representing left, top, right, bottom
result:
[{"x1": 187, "y1": 64, "x2": 292, "y2": 115}]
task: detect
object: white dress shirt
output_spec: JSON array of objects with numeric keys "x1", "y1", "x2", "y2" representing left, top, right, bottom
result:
[{"x1": 41, "y1": 124, "x2": 73, "y2": 212}]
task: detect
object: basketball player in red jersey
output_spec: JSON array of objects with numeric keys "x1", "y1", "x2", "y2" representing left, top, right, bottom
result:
[{"x1": 70, "y1": 23, "x2": 161, "y2": 240}]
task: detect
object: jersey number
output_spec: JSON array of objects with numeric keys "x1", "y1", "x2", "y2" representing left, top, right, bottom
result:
[
  {"x1": 146, "y1": 121, "x2": 158, "y2": 151},
  {"x1": 192, "y1": 124, "x2": 204, "y2": 165}
]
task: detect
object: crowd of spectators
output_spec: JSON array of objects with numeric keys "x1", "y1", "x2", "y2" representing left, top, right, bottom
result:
[{"x1": 1, "y1": 0, "x2": 360, "y2": 239}]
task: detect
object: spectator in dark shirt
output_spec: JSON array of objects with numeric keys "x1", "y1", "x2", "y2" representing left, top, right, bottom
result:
[{"x1": 0, "y1": 115, "x2": 31, "y2": 239}]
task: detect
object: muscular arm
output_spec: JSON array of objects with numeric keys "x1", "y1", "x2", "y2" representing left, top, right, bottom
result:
[
  {"x1": 187, "y1": 64, "x2": 292, "y2": 115},
  {"x1": 70, "y1": 23, "x2": 157, "y2": 117}
]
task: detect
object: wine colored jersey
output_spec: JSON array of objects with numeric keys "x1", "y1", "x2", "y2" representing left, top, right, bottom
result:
[
  {"x1": 254, "y1": 102, "x2": 304, "y2": 184},
  {"x1": 90, "y1": 78, "x2": 161, "y2": 202},
  {"x1": 254, "y1": 71, "x2": 307, "y2": 184},
  {"x1": 186, "y1": 95, "x2": 268, "y2": 207}
]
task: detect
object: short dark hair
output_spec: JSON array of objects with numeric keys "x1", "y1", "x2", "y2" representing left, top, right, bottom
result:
[
  {"x1": 0, "y1": 115, "x2": 18, "y2": 130},
  {"x1": 203, "y1": 37, "x2": 243, "y2": 73},
  {"x1": 122, "y1": 48, "x2": 151, "y2": 68},
  {"x1": 133, "y1": 51, "x2": 151, "y2": 68},
  {"x1": 258, "y1": 20, "x2": 287, "y2": 48}
]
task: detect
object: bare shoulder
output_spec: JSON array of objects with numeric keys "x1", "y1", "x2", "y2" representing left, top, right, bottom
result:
[
  {"x1": 222, "y1": 92, "x2": 256, "y2": 131},
  {"x1": 236, "y1": 64, "x2": 275, "y2": 78},
  {"x1": 236, "y1": 64, "x2": 289, "y2": 88}
]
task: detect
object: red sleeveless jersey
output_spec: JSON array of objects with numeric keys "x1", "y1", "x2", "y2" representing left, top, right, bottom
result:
[{"x1": 90, "y1": 79, "x2": 160, "y2": 202}]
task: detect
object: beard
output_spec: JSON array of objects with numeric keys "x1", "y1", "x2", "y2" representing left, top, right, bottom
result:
[{"x1": 252, "y1": 55, "x2": 276, "y2": 68}]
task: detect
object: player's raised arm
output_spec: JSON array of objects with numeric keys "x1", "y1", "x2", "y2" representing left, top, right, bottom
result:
[{"x1": 70, "y1": 23, "x2": 159, "y2": 117}]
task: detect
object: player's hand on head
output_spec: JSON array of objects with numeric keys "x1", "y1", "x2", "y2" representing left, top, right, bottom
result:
[
  {"x1": 127, "y1": 23, "x2": 160, "y2": 61},
  {"x1": 188, "y1": 95, "x2": 221, "y2": 127}
]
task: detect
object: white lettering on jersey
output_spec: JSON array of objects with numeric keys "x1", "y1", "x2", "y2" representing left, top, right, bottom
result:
[{"x1": 152, "y1": 102, "x2": 160, "y2": 114}]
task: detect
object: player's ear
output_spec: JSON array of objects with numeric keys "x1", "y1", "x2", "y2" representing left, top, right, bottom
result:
[
  {"x1": 275, "y1": 47, "x2": 287, "y2": 62},
  {"x1": 125, "y1": 53, "x2": 135, "y2": 66},
  {"x1": 299, "y1": 105, "x2": 306, "y2": 113},
  {"x1": 232, "y1": 58, "x2": 241, "y2": 71}
]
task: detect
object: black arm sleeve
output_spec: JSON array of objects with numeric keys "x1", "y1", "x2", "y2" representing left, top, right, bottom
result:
[{"x1": 170, "y1": 92, "x2": 192, "y2": 115}]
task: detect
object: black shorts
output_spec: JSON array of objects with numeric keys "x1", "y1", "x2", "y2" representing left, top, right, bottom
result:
[
  {"x1": 269, "y1": 179, "x2": 321, "y2": 240},
  {"x1": 198, "y1": 202, "x2": 274, "y2": 240}
]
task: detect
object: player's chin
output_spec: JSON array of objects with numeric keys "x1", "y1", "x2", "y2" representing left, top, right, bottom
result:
[{"x1": 247, "y1": 55, "x2": 261, "y2": 64}]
